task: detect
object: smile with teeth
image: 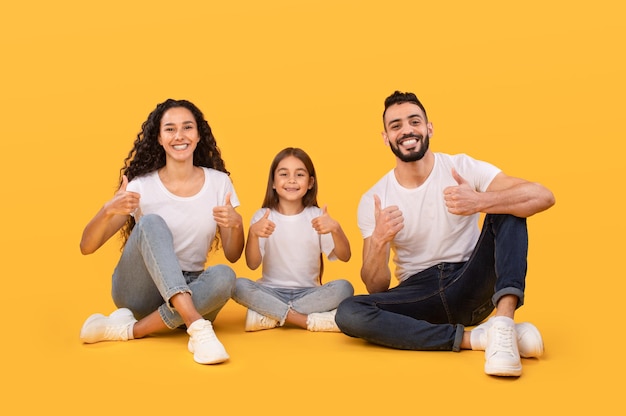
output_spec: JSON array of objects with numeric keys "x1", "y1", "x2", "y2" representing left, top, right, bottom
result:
[
  {"x1": 173, "y1": 144, "x2": 189, "y2": 150},
  {"x1": 399, "y1": 137, "x2": 420, "y2": 149}
]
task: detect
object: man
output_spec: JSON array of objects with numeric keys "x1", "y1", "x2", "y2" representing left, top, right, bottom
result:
[{"x1": 335, "y1": 91, "x2": 555, "y2": 376}]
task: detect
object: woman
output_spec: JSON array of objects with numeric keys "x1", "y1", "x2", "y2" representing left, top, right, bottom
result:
[{"x1": 79, "y1": 99, "x2": 244, "y2": 365}]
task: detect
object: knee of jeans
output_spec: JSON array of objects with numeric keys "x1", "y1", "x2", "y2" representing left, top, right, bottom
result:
[
  {"x1": 137, "y1": 214, "x2": 167, "y2": 229},
  {"x1": 207, "y1": 264, "x2": 236, "y2": 292},
  {"x1": 336, "y1": 279, "x2": 355, "y2": 297},
  {"x1": 335, "y1": 297, "x2": 358, "y2": 329}
]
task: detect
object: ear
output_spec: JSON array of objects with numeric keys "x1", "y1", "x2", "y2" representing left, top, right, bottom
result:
[
  {"x1": 381, "y1": 131, "x2": 390, "y2": 146},
  {"x1": 308, "y1": 176, "x2": 315, "y2": 189},
  {"x1": 427, "y1": 122, "x2": 434, "y2": 138}
]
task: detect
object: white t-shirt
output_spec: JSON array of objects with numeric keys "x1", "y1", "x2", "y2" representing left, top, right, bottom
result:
[
  {"x1": 253, "y1": 206, "x2": 336, "y2": 288},
  {"x1": 357, "y1": 153, "x2": 500, "y2": 282},
  {"x1": 127, "y1": 167, "x2": 239, "y2": 272}
]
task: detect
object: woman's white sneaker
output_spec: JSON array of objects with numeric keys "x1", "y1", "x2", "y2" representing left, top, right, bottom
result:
[
  {"x1": 187, "y1": 319, "x2": 229, "y2": 364},
  {"x1": 79, "y1": 308, "x2": 137, "y2": 343}
]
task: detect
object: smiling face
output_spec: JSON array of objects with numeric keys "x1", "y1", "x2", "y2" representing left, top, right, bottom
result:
[
  {"x1": 272, "y1": 155, "x2": 315, "y2": 206},
  {"x1": 382, "y1": 102, "x2": 433, "y2": 163},
  {"x1": 158, "y1": 107, "x2": 200, "y2": 164}
]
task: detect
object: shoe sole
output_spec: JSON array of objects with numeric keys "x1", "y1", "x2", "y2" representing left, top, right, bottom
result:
[
  {"x1": 188, "y1": 341, "x2": 230, "y2": 364},
  {"x1": 485, "y1": 363, "x2": 522, "y2": 377}
]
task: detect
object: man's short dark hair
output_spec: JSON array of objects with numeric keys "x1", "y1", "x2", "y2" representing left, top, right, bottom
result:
[{"x1": 383, "y1": 91, "x2": 428, "y2": 123}]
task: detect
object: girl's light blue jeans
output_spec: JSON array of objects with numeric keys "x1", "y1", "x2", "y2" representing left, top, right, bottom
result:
[
  {"x1": 233, "y1": 278, "x2": 354, "y2": 324},
  {"x1": 111, "y1": 214, "x2": 236, "y2": 329}
]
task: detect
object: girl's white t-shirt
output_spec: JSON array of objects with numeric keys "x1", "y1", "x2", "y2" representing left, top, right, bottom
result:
[
  {"x1": 357, "y1": 153, "x2": 500, "y2": 282},
  {"x1": 253, "y1": 206, "x2": 336, "y2": 288},
  {"x1": 127, "y1": 167, "x2": 239, "y2": 272}
]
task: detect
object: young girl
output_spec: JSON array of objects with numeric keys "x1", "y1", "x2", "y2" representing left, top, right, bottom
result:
[
  {"x1": 79, "y1": 99, "x2": 244, "y2": 365},
  {"x1": 233, "y1": 147, "x2": 353, "y2": 332}
]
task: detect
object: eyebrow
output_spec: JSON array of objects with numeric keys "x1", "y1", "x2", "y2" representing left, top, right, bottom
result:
[
  {"x1": 277, "y1": 167, "x2": 308, "y2": 173},
  {"x1": 163, "y1": 120, "x2": 195, "y2": 126},
  {"x1": 387, "y1": 114, "x2": 423, "y2": 126}
]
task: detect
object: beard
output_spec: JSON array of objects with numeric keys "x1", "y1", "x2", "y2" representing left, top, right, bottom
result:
[{"x1": 390, "y1": 133, "x2": 430, "y2": 162}]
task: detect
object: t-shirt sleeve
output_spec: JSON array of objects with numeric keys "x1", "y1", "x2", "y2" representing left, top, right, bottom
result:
[
  {"x1": 455, "y1": 154, "x2": 501, "y2": 192},
  {"x1": 357, "y1": 191, "x2": 376, "y2": 239}
]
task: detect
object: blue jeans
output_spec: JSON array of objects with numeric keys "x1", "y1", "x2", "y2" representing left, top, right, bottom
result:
[
  {"x1": 233, "y1": 278, "x2": 354, "y2": 324},
  {"x1": 111, "y1": 214, "x2": 236, "y2": 329},
  {"x1": 335, "y1": 214, "x2": 528, "y2": 351}
]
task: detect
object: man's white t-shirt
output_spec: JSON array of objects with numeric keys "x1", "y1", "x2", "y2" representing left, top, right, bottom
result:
[
  {"x1": 127, "y1": 167, "x2": 239, "y2": 272},
  {"x1": 253, "y1": 206, "x2": 336, "y2": 288},
  {"x1": 357, "y1": 153, "x2": 500, "y2": 282}
]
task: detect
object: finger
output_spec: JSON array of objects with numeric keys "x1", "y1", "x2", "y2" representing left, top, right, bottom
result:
[
  {"x1": 322, "y1": 205, "x2": 328, "y2": 215},
  {"x1": 262, "y1": 208, "x2": 271, "y2": 219},
  {"x1": 373, "y1": 194, "x2": 381, "y2": 216},
  {"x1": 451, "y1": 168, "x2": 468, "y2": 186},
  {"x1": 120, "y1": 175, "x2": 129, "y2": 192},
  {"x1": 224, "y1": 192, "x2": 232, "y2": 206}
]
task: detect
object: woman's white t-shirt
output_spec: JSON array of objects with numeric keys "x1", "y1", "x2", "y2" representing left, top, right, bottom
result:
[{"x1": 127, "y1": 167, "x2": 239, "y2": 272}]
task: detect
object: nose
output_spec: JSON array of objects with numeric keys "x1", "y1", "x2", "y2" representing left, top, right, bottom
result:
[{"x1": 400, "y1": 122, "x2": 413, "y2": 135}]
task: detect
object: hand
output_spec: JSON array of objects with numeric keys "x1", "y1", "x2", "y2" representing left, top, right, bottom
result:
[
  {"x1": 371, "y1": 194, "x2": 403, "y2": 243},
  {"x1": 104, "y1": 175, "x2": 140, "y2": 217},
  {"x1": 249, "y1": 208, "x2": 275, "y2": 238},
  {"x1": 213, "y1": 192, "x2": 243, "y2": 229},
  {"x1": 443, "y1": 168, "x2": 479, "y2": 215},
  {"x1": 311, "y1": 205, "x2": 338, "y2": 235}
]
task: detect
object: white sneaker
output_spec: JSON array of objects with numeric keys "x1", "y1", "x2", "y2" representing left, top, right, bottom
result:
[
  {"x1": 306, "y1": 309, "x2": 340, "y2": 332},
  {"x1": 79, "y1": 308, "x2": 137, "y2": 344},
  {"x1": 484, "y1": 317, "x2": 522, "y2": 376},
  {"x1": 187, "y1": 319, "x2": 229, "y2": 364},
  {"x1": 471, "y1": 319, "x2": 544, "y2": 358},
  {"x1": 244, "y1": 309, "x2": 279, "y2": 332}
]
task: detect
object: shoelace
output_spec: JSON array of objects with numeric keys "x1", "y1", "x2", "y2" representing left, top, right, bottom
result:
[
  {"x1": 192, "y1": 322, "x2": 218, "y2": 344},
  {"x1": 490, "y1": 326, "x2": 516, "y2": 356}
]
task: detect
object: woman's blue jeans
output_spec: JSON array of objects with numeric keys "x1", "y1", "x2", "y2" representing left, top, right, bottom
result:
[
  {"x1": 111, "y1": 214, "x2": 236, "y2": 329},
  {"x1": 335, "y1": 214, "x2": 528, "y2": 351},
  {"x1": 233, "y1": 278, "x2": 354, "y2": 324}
]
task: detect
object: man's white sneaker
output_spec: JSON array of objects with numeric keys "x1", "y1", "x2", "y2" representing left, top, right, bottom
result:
[
  {"x1": 187, "y1": 319, "x2": 229, "y2": 364},
  {"x1": 471, "y1": 319, "x2": 544, "y2": 358},
  {"x1": 306, "y1": 309, "x2": 341, "y2": 332},
  {"x1": 79, "y1": 308, "x2": 137, "y2": 344},
  {"x1": 244, "y1": 309, "x2": 279, "y2": 332},
  {"x1": 484, "y1": 316, "x2": 522, "y2": 376}
]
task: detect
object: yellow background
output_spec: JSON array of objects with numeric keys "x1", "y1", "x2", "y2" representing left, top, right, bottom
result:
[{"x1": 1, "y1": 0, "x2": 623, "y2": 414}]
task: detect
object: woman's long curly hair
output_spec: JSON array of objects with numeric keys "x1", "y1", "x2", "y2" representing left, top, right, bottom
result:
[{"x1": 118, "y1": 99, "x2": 229, "y2": 248}]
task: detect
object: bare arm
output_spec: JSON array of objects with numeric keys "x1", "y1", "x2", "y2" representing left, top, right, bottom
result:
[
  {"x1": 360, "y1": 195, "x2": 403, "y2": 293},
  {"x1": 244, "y1": 209, "x2": 274, "y2": 270},
  {"x1": 213, "y1": 192, "x2": 245, "y2": 263},
  {"x1": 311, "y1": 205, "x2": 351, "y2": 262},
  {"x1": 80, "y1": 175, "x2": 139, "y2": 255},
  {"x1": 444, "y1": 170, "x2": 555, "y2": 218}
]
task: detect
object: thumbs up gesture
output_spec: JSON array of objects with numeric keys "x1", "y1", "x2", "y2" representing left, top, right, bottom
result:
[
  {"x1": 249, "y1": 208, "x2": 275, "y2": 238},
  {"x1": 311, "y1": 205, "x2": 338, "y2": 235},
  {"x1": 371, "y1": 194, "x2": 403, "y2": 243},
  {"x1": 213, "y1": 192, "x2": 243, "y2": 229},
  {"x1": 105, "y1": 175, "x2": 140, "y2": 217},
  {"x1": 443, "y1": 168, "x2": 478, "y2": 215}
]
